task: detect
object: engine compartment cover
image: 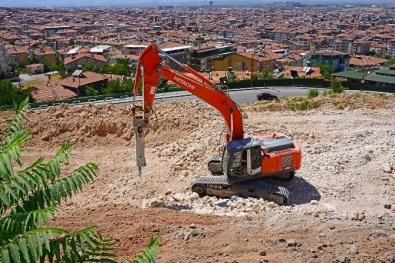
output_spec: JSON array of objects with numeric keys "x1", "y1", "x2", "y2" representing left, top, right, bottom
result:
[{"x1": 259, "y1": 136, "x2": 295, "y2": 153}]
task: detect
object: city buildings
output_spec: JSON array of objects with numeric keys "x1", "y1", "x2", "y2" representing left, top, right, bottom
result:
[{"x1": 0, "y1": 4, "x2": 394, "y2": 93}]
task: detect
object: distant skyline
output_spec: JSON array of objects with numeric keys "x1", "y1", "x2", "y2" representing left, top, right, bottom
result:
[{"x1": 1, "y1": 0, "x2": 394, "y2": 8}]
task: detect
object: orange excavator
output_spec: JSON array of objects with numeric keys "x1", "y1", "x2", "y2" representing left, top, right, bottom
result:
[{"x1": 132, "y1": 44, "x2": 301, "y2": 205}]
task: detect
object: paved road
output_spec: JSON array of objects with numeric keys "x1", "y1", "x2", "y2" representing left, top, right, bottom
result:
[
  {"x1": 34, "y1": 86, "x2": 324, "y2": 109},
  {"x1": 159, "y1": 86, "x2": 317, "y2": 105},
  {"x1": 111, "y1": 86, "x2": 322, "y2": 107}
]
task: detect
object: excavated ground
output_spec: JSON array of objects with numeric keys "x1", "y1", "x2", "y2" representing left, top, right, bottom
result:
[{"x1": 18, "y1": 93, "x2": 395, "y2": 262}]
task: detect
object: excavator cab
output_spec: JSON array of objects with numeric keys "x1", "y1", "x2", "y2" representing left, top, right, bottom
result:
[
  {"x1": 208, "y1": 135, "x2": 299, "y2": 184},
  {"x1": 208, "y1": 138, "x2": 263, "y2": 183},
  {"x1": 223, "y1": 138, "x2": 263, "y2": 183}
]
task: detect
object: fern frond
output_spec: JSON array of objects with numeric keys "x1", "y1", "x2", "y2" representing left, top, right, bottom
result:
[
  {"x1": 0, "y1": 158, "x2": 47, "y2": 213},
  {"x1": 124, "y1": 236, "x2": 160, "y2": 263},
  {"x1": 0, "y1": 99, "x2": 121, "y2": 263},
  {"x1": 16, "y1": 163, "x2": 99, "y2": 212},
  {"x1": 0, "y1": 227, "x2": 68, "y2": 263},
  {"x1": 0, "y1": 97, "x2": 31, "y2": 180},
  {"x1": 0, "y1": 97, "x2": 30, "y2": 153},
  {"x1": 0, "y1": 205, "x2": 57, "y2": 243},
  {"x1": 46, "y1": 142, "x2": 73, "y2": 182},
  {"x1": 0, "y1": 143, "x2": 73, "y2": 212},
  {"x1": 40, "y1": 226, "x2": 117, "y2": 263}
]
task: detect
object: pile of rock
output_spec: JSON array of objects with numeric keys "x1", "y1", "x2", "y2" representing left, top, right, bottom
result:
[{"x1": 142, "y1": 191, "x2": 281, "y2": 217}]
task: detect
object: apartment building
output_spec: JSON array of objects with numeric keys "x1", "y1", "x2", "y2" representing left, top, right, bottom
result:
[
  {"x1": 0, "y1": 43, "x2": 10, "y2": 78},
  {"x1": 389, "y1": 40, "x2": 395, "y2": 58},
  {"x1": 306, "y1": 50, "x2": 350, "y2": 72},
  {"x1": 297, "y1": 35, "x2": 314, "y2": 51},
  {"x1": 353, "y1": 41, "x2": 370, "y2": 55},
  {"x1": 43, "y1": 25, "x2": 73, "y2": 38},
  {"x1": 212, "y1": 50, "x2": 280, "y2": 72},
  {"x1": 191, "y1": 44, "x2": 236, "y2": 72},
  {"x1": 7, "y1": 46, "x2": 29, "y2": 67}
]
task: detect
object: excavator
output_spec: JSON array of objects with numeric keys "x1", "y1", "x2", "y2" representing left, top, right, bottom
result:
[{"x1": 132, "y1": 44, "x2": 301, "y2": 205}]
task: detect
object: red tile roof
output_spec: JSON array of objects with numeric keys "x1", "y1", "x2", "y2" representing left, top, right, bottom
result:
[
  {"x1": 58, "y1": 71, "x2": 107, "y2": 89},
  {"x1": 283, "y1": 66, "x2": 322, "y2": 78},
  {"x1": 238, "y1": 50, "x2": 281, "y2": 61},
  {"x1": 6, "y1": 46, "x2": 28, "y2": 54},
  {"x1": 350, "y1": 55, "x2": 388, "y2": 66},
  {"x1": 31, "y1": 83, "x2": 77, "y2": 102},
  {"x1": 33, "y1": 47, "x2": 56, "y2": 55},
  {"x1": 64, "y1": 53, "x2": 107, "y2": 65}
]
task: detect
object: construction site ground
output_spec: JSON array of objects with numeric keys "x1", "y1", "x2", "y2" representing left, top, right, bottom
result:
[{"x1": 19, "y1": 92, "x2": 395, "y2": 263}]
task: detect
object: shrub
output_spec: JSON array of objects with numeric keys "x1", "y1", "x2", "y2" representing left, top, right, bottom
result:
[
  {"x1": 308, "y1": 88, "x2": 319, "y2": 98},
  {"x1": 85, "y1": 85, "x2": 100, "y2": 96},
  {"x1": 287, "y1": 98, "x2": 320, "y2": 111},
  {"x1": 330, "y1": 78, "x2": 344, "y2": 93}
]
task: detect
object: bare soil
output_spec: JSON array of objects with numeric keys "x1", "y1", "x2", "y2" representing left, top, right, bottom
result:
[{"x1": 20, "y1": 93, "x2": 395, "y2": 263}]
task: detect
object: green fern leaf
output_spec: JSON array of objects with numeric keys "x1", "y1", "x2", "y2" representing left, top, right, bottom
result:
[
  {"x1": 123, "y1": 236, "x2": 160, "y2": 263},
  {"x1": 9, "y1": 242, "x2": 21, "y2": 263},
  {"x1": 1, "y1": 248, "x2": 10, "y2": 263},
  {"x1": 4, "y1": 184, "x2": 18, "y2": 202},
  {"x1": 18, "y1": 238, "x2": 30, "y2": 263},
  {"x1": 35, "y1": 232, "x2": 43, "y2": 257},
  {"x1": 0, "y1": 188, "x2": 10, "y2": 206},
  {"x1": 27, "y1": 235, "x2": 37, "y2": 260},
  {"x1": 0, "y1": 155, "x2": 11, "y2": 181},
  {"x1": 15, "y1": 174, "x2": 31, "y2": 191},
  {"x1": 12, "y1": 180, "x2": 27, "y2": 196}
]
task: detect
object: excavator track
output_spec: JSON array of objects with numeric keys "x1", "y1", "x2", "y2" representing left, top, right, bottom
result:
[{"x1": 192, "y1": 176, "x2": 289, "y2": 205}]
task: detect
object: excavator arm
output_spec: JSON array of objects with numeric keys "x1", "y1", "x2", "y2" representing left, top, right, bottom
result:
[
  {"x1": 133, "y1": 44, "x2": 244, "y2": 142},
  {"x1": 132, "y1": 43, "x2": 244, "y2": 175}
]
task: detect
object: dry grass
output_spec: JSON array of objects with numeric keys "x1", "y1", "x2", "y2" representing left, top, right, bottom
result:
[{"x1": 243, "y1": 92, "x2": 395, "y2": 112}]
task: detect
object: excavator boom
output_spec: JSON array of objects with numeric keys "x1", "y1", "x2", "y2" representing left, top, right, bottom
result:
[{"x1": 133, "y1": 44, "x2": 243, "y2": 142}]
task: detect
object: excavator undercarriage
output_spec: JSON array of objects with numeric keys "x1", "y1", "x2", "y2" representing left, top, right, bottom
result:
[{"x1": 192, "y1": 175, "x2": 290, "y2": 205}]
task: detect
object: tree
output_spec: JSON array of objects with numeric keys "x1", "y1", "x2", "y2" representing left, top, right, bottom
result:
[
  {"x1": 103, "y1": 79, "x2": 131, "y2": 95},
  {"x1": 121, "y1": 79, "x2": 134, "y2": 92},
  {"x1": 260, "y1": 67, "x2": 274, "y2": 80},
  {"x1": 0, "y1": 80, "x2": 29, "y2": 106},
  {"x1": 329, "y1": 77, "x2": 344, "y2": 93},
  {"x1": 111, "y1": 63, "x2": 128, "y2": 76},
  {"x1": 103, "y1": 79, "x2": 121, "y2": 94},
  {"x1": 82, "y1": 62, "x2": 94, "y2": 72},
  {"x1": 0, "y1": 99, "x2": 160, "y2": 263},
  {"x1": 43, "y1": 61, "x2": 50, "y2": 72},
  {"x1": 52, "y1": 58, "x2": 67, "y2": 79},
  {"x1": 99, "y1": 64, "x2": 112, "y2": 74},
  {"x1": 85, "y1": 85, "x2": 100, "y2": 96},
  {"x1": 68, "y1": 39, "x2": 75, "y2": 46},
  {"x1": 316, "y1": 63, "x2": 333, "y2": 79},
  {"x1": 111, "y1": 58, "x2": 131, "y2": 76}
]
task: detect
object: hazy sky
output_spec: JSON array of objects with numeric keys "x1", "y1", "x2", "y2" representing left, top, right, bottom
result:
[{"x1": 0, "y1": 0, "x2": 391, "y2": 7}]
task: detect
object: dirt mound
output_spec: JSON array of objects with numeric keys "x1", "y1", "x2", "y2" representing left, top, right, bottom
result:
[
  {"x1": 26, "y1": 103, "x2": 134, "y2": 147},
  {"x1": 25, "y1": 100, "x2": 226, "y2": 150}
]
